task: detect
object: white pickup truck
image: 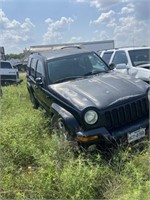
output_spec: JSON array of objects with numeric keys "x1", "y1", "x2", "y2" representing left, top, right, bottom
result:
[
  {"x1": 0, "y1": 61, "x2": 20, "y2": 86},
  {"x1": 100, "y1": 47, "x2": 150, "y2": 83}
]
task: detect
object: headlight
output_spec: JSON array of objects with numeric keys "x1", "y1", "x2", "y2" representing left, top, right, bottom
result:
[{"x1": 84, "y1": 110, "x2": 98, "y2": 125}]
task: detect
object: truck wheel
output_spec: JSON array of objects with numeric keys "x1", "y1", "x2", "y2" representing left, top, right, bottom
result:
[
  {"x1": 51, "y1": 115, "x2": 71, "y2": 140},
  {"x1": 29, "y1": 92, "x2": 39, "y2": 109}
]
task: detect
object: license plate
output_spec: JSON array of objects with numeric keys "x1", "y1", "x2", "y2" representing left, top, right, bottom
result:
[{"x1": 127, "y1": 128, "x2": 146, "y2": 143}]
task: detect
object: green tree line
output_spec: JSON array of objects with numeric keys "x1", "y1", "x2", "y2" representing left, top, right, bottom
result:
[{"x1": 5, "y1": 53, "x2": 25, "y2": 60}]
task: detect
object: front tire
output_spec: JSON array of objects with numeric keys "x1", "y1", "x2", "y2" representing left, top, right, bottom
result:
[
  {"x1": 51, "y1": 115, "x2": 72, "y2": 141},
  {"x1": 29, "y1": 91, "x2": 39, "y2": 109}
]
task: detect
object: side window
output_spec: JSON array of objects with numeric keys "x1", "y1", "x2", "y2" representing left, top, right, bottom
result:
[
  {"x1": 112, "y1": 51, "x2": 128, "y2": 65},
  {"x1": 27, "y1": 57, "x2": 32, "y2": 75},
  {"x1": 36, "y1": 60, "x2": 44, "y2": 78},
  {"x1": 30, "y1": 58, "x2": 37, "y2": 78},
  {"x1": 102, "y1": 51, "x2": 113, "y2": 64},
  {"x1": 27, "y1": 57, "x2": 32, "y2": 68}
]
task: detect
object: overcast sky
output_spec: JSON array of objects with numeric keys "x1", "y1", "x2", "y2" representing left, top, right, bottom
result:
[{"x1": 0, "y1": 0, "x2": 150, "y2": 54}]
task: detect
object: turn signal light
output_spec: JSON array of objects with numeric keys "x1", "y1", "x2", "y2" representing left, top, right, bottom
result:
[{"x1": 77, "y1": 135, "x2": 98, "y2": 142}]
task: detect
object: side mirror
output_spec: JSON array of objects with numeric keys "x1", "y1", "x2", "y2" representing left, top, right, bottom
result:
[
  {"x1": 35, "y1": 77, "x2": 43, "y2": 86},
  {"x1": 109, "y1": 63, "x2": 115, "y2": 70},
  {"x1": 115, "y1": 63, "x2": 128, "y2": 69}
]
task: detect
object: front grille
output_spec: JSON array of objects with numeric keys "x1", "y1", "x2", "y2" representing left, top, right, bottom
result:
[
  {"x1": 100, "y1": 97, "x2": 149, "y2": 130},
  {"x1": 0, "y1": 75, "x2": 17, "y2": 81}
]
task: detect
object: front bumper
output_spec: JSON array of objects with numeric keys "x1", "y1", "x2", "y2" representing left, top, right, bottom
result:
[
  {"x1": 76, "y1": 118, "x2": 149, "y2": 147},
  {"x1": 1, "y1": 78, "x2": 22, "y2": 86}
]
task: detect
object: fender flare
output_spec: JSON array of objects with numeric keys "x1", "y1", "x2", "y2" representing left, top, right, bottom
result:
[
  {"x1": 27, "y1": 81, "x2": 33, "y2": 93},
  {"x1": 50, "y1": 103, "x2": 81, "y2": 135}
]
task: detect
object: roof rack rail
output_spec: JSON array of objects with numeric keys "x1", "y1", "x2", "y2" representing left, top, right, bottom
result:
[
  {"x1": 31, "y1": 52, "x2": 41, "y2": 55},
  {"x1": 61, "y1": 45, "x2": 82, "y2": 50}
]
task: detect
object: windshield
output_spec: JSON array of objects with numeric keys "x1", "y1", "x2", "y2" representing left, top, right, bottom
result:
[
  {"x1": 0, "y1": 62, "x2": 12, "y2": 69},
  {"x1": 47, "y1": 52, "x2": 109, "y2": 84},
  {"x1": 129, "y1": 49, "x2": 150, "y2": 66}
]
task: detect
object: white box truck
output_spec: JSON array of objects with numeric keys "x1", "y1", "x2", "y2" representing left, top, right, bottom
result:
[{"x1": 29, "y1": 40, "x2": 115, "y2": 54}]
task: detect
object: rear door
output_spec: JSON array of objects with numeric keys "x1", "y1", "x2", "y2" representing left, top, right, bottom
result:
[
  {"x1": 34, "y1": 59, "x2": 51, "y2": 112},
  {"x1": 28, "y1": 58, "x2": 37, "y2": 93}
]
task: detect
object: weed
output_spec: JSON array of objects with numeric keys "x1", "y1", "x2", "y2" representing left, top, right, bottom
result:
[{"x1": 0, "y1": 77, "x2": 149, "y2": 199}]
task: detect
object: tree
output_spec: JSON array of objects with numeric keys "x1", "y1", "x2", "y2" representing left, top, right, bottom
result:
[{"x1": 5, "y1": 53, "x2": 25, "y2": 60}]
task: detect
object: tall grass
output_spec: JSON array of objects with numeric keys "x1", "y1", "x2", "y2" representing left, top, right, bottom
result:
[{"x1": 0, "y1": 77, "x2": 149, "y2": 199}]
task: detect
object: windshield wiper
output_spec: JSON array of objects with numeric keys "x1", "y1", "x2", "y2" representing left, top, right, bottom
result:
[
  {"x1": 53, "y1": 76, "x2": 84, "y2": 84},
  {"x1": 84, "y1": 70, "x2": 108, "y2": 76}
]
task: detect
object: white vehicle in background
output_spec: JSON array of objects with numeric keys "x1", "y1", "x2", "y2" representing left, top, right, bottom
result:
[
  {"x1": 100, "y1": 47, "x2": 150, "y2": 83},
  {"x1": 0, "y1": 61, "x2": 20, "y2": 86}
]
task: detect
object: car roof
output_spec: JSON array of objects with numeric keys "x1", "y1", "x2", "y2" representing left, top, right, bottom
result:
[
  {"x1": 102, "y1": 46, "x2": 150, "y2": 52},
  {"x1": 30, "y1": 47, "x2": 91, "y2": 60}
]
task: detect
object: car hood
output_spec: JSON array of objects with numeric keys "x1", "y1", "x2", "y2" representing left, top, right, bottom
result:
[
  {"x1": 136, "y1": 63, "x2": 150, "y2": 69},
  {"x1": 49, "y1": 72, "x2": 148, "y2": 111},
  {"x1": 132, "y1": 66, "x2": 150, "y2": 81}
]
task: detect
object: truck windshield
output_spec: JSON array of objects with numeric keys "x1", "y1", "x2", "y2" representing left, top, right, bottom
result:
[
  {"x1": 47, "y1": 52, "x2": 110, "y2": 84},
  {"x1": 0, "y1": 62, "x2": 12, "y2": 69},
  {"x1": 129, "y1": 49, "x2": 150, "y2": 67}
]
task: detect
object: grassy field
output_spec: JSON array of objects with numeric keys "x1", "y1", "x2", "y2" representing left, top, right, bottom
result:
[{"x1": 0, "y1": 76, "x2": 150, "y2": 200}]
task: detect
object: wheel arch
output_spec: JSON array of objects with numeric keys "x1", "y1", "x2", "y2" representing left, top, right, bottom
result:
[
  {"x1": 50, "y1": 103, "x2": 81, "y2": 136},
  {"x1": 27, "y1": 83, "x2": 39, "y2": 109},
  {"x1": 27, "y1": 81, "x2": 33, "y2": 93}
]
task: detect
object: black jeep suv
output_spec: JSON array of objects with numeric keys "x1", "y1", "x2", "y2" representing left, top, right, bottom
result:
[{"x1": 26, "y1": 47, "x2": 149, "y2": 148}]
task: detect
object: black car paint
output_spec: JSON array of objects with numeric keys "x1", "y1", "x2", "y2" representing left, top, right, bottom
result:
[
  {"x1": 47, "y1": 72, "x2": 149, "y2": 133},
  {"x1": 49, "y1": 72, "x2": 147, "y2": 110}
]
